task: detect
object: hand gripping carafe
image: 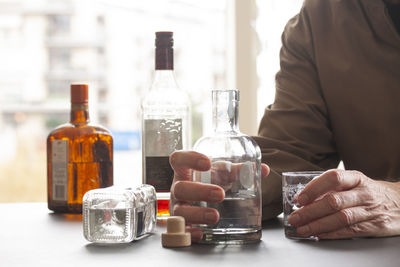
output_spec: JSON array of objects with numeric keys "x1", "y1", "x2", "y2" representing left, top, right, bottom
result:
[{"x1": 192, "y1": 89, "x2": 262, "y2": 244}]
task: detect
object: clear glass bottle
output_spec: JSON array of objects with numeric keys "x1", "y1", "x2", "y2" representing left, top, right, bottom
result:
[
  {"x1": 47, "y1": 84, "x2": 113, "y2": 213},
  {"x1": 192, "y1": 89, "x2": 262, "y2": 244},
  {"x1": 141, "y1": 32, "x2": 190, "y2": 218},
  {"x1": 83, "y1": 185, "x2": 157, "y2": 243}
]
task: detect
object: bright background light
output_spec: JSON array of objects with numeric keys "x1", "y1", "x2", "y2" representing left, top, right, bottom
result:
[{"x1": 0, "y1": 0, "x2": 303, "y2": 202}]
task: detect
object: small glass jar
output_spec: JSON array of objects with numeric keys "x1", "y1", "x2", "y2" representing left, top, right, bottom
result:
[
  {"x1": 83, "y1": 185, "x2": 156, "y2": 243},
  {"x1": 192, "y1": 89, "x2": 262, "y2": 244}
]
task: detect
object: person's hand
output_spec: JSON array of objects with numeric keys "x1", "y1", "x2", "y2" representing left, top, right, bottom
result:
[
  {"x1": 169, "y1": 150, "x2": 270, "y2": 242},
  {"x1": 288, "y1": 169, "x2": 400, "y2": 239}
]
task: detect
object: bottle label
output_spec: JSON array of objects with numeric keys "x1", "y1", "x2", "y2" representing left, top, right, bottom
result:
[
  {"x1": 136, "y1": 210, "x2": 144, "y2": 236},
  {"x1": 144, "y1": 119, "x2": 183, "y2": 155},
  {"x1": 143, "y1": 119, "x2": 182, "y2": 191},
  {"x1": 51, "y1": 140, "x2": 69, "y2": 201},
  {"x1": 145, "y1": 156, "x2": 174, "y2": 191}
]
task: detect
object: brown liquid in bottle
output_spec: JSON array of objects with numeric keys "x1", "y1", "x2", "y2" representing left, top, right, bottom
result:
[{"x1": 47, "y1": 84, "x2": 113, "y2": 213}]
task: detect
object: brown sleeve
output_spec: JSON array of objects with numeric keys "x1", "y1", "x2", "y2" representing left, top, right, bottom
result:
[{"x1": 254, "y1": 5, "x2": 340, "y2": 221}]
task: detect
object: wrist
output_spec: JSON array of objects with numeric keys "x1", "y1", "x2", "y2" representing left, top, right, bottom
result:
[{"x1": 385, "y1": 181, "x2": 400, "y2": 202}]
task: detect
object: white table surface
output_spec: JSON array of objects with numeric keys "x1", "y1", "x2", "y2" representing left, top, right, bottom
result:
[{"x1": 2, "y1": 203, "x2": 400, "y2": 267}]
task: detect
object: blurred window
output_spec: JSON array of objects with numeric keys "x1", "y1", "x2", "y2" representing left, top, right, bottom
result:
[
  {"x1": 48, "y1": 15, "x2": 70, "y2": 36},
  {"x1": 0, "y1": 0, "x2": 304, "y2": 203},
  {"x1": 0, "y1": 0, "x2": 229, "y2": 202},
  {"x1": 256, "y1": 0, "x2": 303, "y2": 120},
  {"x1": 49, "y1": 48, "x2": 71, "y2": 69}
]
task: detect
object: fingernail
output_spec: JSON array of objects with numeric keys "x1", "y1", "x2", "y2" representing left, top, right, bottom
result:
[
  {"x1": 298, "y1": 194, "x2": 309, "y2": 205},
  {"x1": 209, "y1": 190, "x2": 223, "y2": 202},
  {"x1": 297, "y1": 225, "x2": 310, "y2": 235},
  {"x1": 289, "y1": 213, "x2": 300, "y2": 225},
  {"x1": 198, "y1": 159, "x2": 209, "y2": 169},
  {"x1": 204, "y1": 211, "x2": 218, "y2": 223}
]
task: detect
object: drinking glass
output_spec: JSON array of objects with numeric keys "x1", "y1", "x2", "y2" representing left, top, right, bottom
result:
[{"x1": 282, "y1": 171, "x2": 323, "y2": 240}]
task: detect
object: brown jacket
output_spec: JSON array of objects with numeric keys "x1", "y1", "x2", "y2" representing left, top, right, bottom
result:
[{"x1": 254, "y1": 0, "x2": 400, "y2": 220}]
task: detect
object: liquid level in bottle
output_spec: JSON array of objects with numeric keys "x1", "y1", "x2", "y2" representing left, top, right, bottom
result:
[{"x1": 194, "y1": 196, "x2": 261, "y2": 244}]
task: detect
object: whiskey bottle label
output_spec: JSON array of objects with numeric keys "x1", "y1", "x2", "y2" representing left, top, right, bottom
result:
[
  {"x1": 143, "y1": 119, "x2": 182, "y2": 191},
  {"x1": 144, "y1": 119, "x2": 183, "y2": 156},
  {"x1": 51, "y1": 140, "x2": 68, "y2": 201},
  {"x1": 145, "y1": 156, "x2": 174, "y2": 191}
]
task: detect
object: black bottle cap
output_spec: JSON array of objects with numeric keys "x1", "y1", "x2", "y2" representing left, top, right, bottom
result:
[
  {"x1": 155, "y1": 31, "x2": 174, "y2": 70},
  {"x1": 155, "y1": 31, "x2": 173, "y2": 48}
]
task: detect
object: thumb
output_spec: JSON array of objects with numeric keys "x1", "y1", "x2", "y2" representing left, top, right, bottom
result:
[{"x1": 261, "y1": 163, "x2": 270, "y2": 179}]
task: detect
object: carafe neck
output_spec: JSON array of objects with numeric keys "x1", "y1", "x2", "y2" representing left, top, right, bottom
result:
[{"x1": 212, "y1": 90, "x2": 239, "y2": 133}]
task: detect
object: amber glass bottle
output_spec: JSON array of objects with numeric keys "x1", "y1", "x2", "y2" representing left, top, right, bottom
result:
[{"x1": 47, "y1": 84, "x2": 113, "y2": 213}]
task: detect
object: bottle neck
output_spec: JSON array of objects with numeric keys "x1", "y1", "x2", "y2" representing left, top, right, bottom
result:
[
  {"x1": 212, "y1": 90, "x2": 239, "y2": 133},
  {"x1": 70, "y1": 103, "x2": 90, "y2": 124},
  {"x1": 155, "y1": 47, "x2": 173, "y2": 70},
  {"x1": 151, "y1": 70, "x2": 178, "y2": 91}
]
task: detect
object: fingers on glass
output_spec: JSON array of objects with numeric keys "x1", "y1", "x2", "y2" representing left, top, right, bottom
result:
[
  {"x1": 172, "y1": 181, "x2": 224, "y2": 202},
  {"x1": 299, "y1": 170, "x2": 363, "y2": 205},
  {"x1": 173, "y1": 205, "x2": 220, "y2": 224},
  {"x1": 297, "y1": 206, "x2": 375, "y2": 238},
  {"x1": 170, "y1": 150, "x2": 211, "y2": 171},
  {"x1": 290, "y1": 190, "x2": 366, "y2": 226}
]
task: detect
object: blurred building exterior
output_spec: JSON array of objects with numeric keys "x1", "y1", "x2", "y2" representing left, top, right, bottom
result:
[
  {"x1": 0, "y1": 0, "x2": 303, "y2": 202},
  {"x1": 0, "y1": 0, "x2": 227, "y2": 201}
]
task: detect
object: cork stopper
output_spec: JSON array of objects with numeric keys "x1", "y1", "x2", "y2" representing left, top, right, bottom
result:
[
  {"x1": 161, "y1": 216, "x2": 191, "y2": 248},
  {"x1": 70, "y1": 84, "x2": 88, "y2": 104}
]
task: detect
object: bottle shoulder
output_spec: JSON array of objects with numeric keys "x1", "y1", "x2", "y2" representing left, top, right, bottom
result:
[
  {"x1": 142, "y1": 88, "x2": 190, "y2": 108},
  {"x1": 87, "y1": 123, "x2": 113, "y2": 135},
  {"x1": 193, "y1": 132, "x2": 261, "y2": 160},
  {"x1": 194, "y1": 132, "x2": 254, "y2": 145},
  {"x1": 47, "y1": 123, "x2": 73, "y2": 137},
  {"x1": 47, "y1": 122, "x2": 113, "y2": 141}
]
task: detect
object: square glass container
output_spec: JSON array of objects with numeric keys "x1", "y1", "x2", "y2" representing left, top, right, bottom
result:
[{"x1": 83, "y1": 185, "x2": 156, "y2": 243}]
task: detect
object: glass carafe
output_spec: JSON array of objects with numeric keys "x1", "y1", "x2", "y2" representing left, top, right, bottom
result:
[{"x1": 192, "y1": 89, "x2": 262, "y2": 244}]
